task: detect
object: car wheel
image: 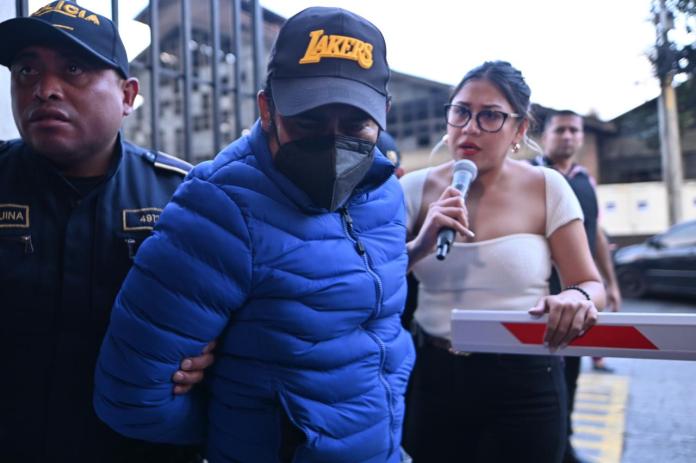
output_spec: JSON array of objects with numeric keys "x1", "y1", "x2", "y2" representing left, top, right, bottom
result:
[{"x1": 617, "y1": 268, "x2": 647, "y2": 298}]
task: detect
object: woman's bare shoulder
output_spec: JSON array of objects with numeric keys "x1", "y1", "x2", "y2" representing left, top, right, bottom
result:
[
  {"x1": 405, "y1": 162, "x2": 449, "y2": 192},
  {"x1": 508, "y1": 158, "x2": 546, "y2": 188}
]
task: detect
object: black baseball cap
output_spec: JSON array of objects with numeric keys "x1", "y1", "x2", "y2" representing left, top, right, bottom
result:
[
  {"x1": 267, "y1": 7, "x2": 390, "y2": 129},
  {"x1": 0, "y1": 1, "x2": 129, "y2": 78}
]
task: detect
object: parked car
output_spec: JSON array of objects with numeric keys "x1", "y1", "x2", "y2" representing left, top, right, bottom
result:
[{"x1": 614, "y1": 219, "x2": 696, "y2": 298}]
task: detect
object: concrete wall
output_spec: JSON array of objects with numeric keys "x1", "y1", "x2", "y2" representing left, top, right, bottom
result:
[
  {"x1": 0, "y1": 2, "x2": 19, "y2": 140},
  {"x1": 597, "y1": 181, "x2": 696, "y2": 236}
]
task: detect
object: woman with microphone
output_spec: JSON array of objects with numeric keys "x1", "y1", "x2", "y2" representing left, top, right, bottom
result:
[{"x1": 400, "y1": 61, "x2": 606, "y2": 463}]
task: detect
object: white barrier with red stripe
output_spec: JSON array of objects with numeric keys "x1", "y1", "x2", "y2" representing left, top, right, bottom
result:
[{"x1": 450, "y1": 310, "x2": 696, "y2": 360}]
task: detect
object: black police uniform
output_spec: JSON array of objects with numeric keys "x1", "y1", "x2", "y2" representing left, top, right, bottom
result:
[{"x1": 0, "y1": 136, "x2": 197, "y2": 462}]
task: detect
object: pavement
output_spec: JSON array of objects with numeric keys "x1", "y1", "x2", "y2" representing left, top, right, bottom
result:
[
  {"x1": 570, "y1": 295, "x2": 696, "y2": 463},
  {"x1": 571, "y1": 371, "x2": 629, "y2": 463}
]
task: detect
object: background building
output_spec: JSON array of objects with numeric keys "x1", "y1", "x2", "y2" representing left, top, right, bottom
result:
[
  {"x1": 123, "y1": 0, "x2": 284, "y2": 164},
  {"x1": 599, "y1": 79, "x2": 696, "y2": 183},
  {"x1": 594, "y1": 79, "x2": 696, "y2": 240},
  {"x1": 3, "y1": 1, "x2": 694, "y2": 242}
]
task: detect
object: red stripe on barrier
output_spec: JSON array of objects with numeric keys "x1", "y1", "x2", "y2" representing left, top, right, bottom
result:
[{"x1": 502, "y1": 323, "x2": 659, "y2": 350}]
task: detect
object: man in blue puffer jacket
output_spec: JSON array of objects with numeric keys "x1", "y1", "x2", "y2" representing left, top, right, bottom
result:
[{"x1": 94, "y1": 6, "x2": 415, "y2": 463}]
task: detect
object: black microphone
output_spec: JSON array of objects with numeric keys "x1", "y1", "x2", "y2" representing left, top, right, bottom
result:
[{"x1": 436, "y1": 159, "x2": 478, "y2": 261}]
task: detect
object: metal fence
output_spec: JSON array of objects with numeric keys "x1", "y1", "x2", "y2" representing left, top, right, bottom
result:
[{"x1": 14, "y1": 0, "x2": 268, "y2": 163}]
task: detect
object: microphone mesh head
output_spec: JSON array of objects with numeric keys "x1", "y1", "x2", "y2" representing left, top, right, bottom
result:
[{"x1": 453, "y1": 159, "x2": 478, "y2": 181}]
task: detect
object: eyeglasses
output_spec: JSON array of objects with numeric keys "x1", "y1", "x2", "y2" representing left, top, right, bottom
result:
[{"x1": 444, "y1": 104, "x2": 520, "y2": 133}]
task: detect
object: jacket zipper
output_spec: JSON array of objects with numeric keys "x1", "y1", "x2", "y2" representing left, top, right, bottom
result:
[
  {"x1": 340, "y1": 208, "x2": 384, "y2": 317},
  {"x1": 339, "y1": 207, "x2": 395, "y2": 455},
  {"x1": 0, "y1": 234, "x2": 34, "y2": 254}
]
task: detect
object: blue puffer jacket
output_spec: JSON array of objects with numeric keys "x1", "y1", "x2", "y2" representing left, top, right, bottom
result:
[{"x1": 94, "y1": 121, "x2": 415, "y2": 463}]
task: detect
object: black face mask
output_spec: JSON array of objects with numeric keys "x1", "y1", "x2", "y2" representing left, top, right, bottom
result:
[{"x1": 273, "y1": 133, "x2": 376, "y2": 212}]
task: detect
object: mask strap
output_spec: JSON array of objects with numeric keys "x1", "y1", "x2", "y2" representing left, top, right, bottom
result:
[
  {"x1": 265, "y1": 93, "x2": 282, "y2": 147},
  {"x1": 269, "y1": 116, "x2": 282, "y2": 147}
]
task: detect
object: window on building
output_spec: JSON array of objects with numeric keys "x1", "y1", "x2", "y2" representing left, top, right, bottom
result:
[
  {"x1": 193, "y1": 114, "x2": 211, "y2": 132},
  {"x1": 175, "y1": 128, "x2": 184, "y2": 156},
  {"x1": 416, "y1": 100, "x2": 428, "y2": 120},
  {"x1": 433, "y1": 99, "x2": 445, "y2": 117},
  {"x1": 402, "y1": 103, "x2": 413, "y2": 124},
  {"x1": 417, "y1": 134, "x2": 431, "y2": 148}
]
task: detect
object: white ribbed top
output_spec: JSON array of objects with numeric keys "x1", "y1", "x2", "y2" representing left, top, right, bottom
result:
[{"x1": 401, "y1": 166, "x2": 583, "y2": 339}]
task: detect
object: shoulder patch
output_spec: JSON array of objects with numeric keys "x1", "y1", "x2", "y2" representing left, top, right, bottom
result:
[
  {"x1": 132, "y1": 145, "x2": 192, "y2": 176},
  {"x1": 0, "y1": 139, "x2": 19, "y2": 155},
  {"x1": 151, "y1": 151, "x2": 192, "y2": 176}
]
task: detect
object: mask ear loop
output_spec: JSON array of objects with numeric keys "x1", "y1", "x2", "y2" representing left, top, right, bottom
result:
[
  {"x1": 265, "y1": 93, "x2": 282, "y2": 147},
  {"x1": 269, "y1": 118, "x2": 281, "y2": 146},
  {"x1": 373, "y1": 128, "x2": 382, "y2": 155}
]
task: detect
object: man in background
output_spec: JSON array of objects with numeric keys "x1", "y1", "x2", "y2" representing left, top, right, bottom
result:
[{"x1": 537, "y1": 109, "x2": 622, "y2": 463}]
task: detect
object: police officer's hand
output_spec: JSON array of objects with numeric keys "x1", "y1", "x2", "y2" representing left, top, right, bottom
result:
[
  {"x1": 529, "y1": 293, "x2": 598, "y2": 351},
  {"x1": 172, "y1": 340, "x2": 217, "y2": 395}
]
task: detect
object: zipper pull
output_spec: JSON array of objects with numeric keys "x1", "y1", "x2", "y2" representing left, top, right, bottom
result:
[
  {"x1": 21, "y1": 235, "x2": 34, "y2": 254},
  {"x1": 340, "y1": 208, "x2": 365, "y2": 255},
  {"x1": 125, "y1": 238, "x2": 137, "y2": 260},
  {"x1": 341, "y1": 207, "x2": 354, "y2": 232},
  {"x1": 355, "y1": 239, "x2": 366, "y2": 255}
]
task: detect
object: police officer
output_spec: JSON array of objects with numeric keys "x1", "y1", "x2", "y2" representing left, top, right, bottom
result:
[{"x1": 0, "y1": 2, "x2": 210, "y2": 461}]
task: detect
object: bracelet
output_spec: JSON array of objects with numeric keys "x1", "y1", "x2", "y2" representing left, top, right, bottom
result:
[{"x1": 564, "y1": 285, "x2": 591, "y2": 301}]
